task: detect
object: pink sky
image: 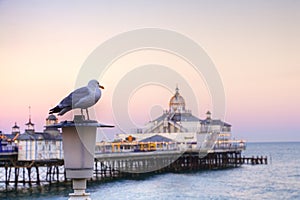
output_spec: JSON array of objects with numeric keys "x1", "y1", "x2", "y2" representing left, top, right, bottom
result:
[{"x1": 0, "y1": 1, "x2": 299, "y2": 142}]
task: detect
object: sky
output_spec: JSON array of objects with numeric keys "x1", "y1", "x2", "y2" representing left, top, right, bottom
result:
[{"x1": 0, "y1": 0, "x2": 299, "y2": 142}]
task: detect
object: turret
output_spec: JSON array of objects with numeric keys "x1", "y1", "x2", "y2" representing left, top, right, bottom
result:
[
  {"x1": 12, "y1": 122, "x2": 20, "y2": 135},
  {"x1": 206, "y1": 111, "x2": 211, "y2": 120},
  {"x1": 46, "y1": 114, "x2": 58, "y2": 126},
  {"x1": 25, "y1": 118, "x2": 35, "y2": 133},
  {"x1": 44, "y1": 114, "x2": 60, "y2": 136}
]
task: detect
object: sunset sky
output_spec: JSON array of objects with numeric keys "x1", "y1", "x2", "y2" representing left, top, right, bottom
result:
[{"x1": 0, "y1": 0, "x2": 299, "y2": 142}]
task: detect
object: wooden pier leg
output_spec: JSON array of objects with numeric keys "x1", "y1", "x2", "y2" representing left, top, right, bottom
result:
[
  {"x1": 100, "y1": 162, "x2": 104, "y2": 177},
  {"x1": 48, "y1": 166, "x2": 52, "y2": 183},
  {"x1": 52, "y1": 166, "x2": 56, "y2": 181},
  {"x1": 95, "y1": 161, "x2": 98, "y2": 178},
  {"x1": 239, "y1": 152, "x2": 242, "y2": 165},
  {"x1": 14, "y1": 167, "x2": 19, "y2": 188},
  {"x1": 8, "y1": 166, "x2": 12, "y2": 185},
  {"x1": 215, "y1": 154, "x2": 219, "y2": 168},
  {"x1": 50, "y1": 166, "x2": 52, "y2": 183},
  {"x1": 64, "y1": 168, "x2": 67, "y2": 181},
  {"x1": 53, "y1": 166, "x2": 57, "y2": 181},
  {"x1": 46, "y1": 167, "x2": 49, "y2": 181},
  {"x1": 56, "y1": 166, "x2": 59, "y2": 181},
  {"x1": 116, "y1": 161, "x2": 120, "y2": 176},
  {"x1": 27, "y1": 167, "x2": 32, "y2": 186},
  {"x1": 5, "y1": 166, "x2": 8, "y2": 187},
  {"x1": 104, "y1": 162, "x2": 108, "y2": 177},
  {"x1": 22, "y1": 167, "x2": 26, "y2": 185},
  {"x1": 234, "y1": 152, "x2": 236, "y2": 167},
  {"x1": 36, "y1": 166, "x2": 40, "y2": 185},
  {"x1": 109, "y1": 163, "x2": 113, "y2": 177}
]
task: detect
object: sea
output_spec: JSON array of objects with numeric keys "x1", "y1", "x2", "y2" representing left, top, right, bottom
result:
[{"x1": 1, "y1": 142, "x2": 300, "y2": 200}]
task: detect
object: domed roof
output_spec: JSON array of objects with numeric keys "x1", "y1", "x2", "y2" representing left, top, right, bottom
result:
[
  {"x1": 169, "y1": 86, "x2": 185, "y2": 112},
  {"x1": 47, "y1": 114, "x2": 57, "y2": 120},
  {"x1": 12, "y1": 122, "x2": 20, "y2": 129}
]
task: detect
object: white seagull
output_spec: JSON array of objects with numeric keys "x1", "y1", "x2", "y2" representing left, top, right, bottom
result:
[{"x1": 49, "y1": 80, "x2": 104, "y2": 120}]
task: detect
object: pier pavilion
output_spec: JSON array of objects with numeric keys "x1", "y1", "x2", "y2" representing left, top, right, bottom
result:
[
  {"x1": 115, "y1": 86, "x2": 241, "y2": 152},
  {"x1": 15, "y1": 114, "x2": 63, "y2": 161}
]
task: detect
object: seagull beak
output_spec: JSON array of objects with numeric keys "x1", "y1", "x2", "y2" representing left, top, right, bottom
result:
[{"x1": 99, "y1": 85, "x2": 104, "y2": 89}]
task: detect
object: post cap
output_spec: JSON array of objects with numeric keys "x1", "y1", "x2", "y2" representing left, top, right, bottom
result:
[{"x1": 45, "y1": 115, "x2": 114, "y2": 128}]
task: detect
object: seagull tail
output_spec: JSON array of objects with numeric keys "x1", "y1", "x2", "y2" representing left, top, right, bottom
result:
[{"x1": 49, "y1": 106, "x2": 61, "y2": 114}]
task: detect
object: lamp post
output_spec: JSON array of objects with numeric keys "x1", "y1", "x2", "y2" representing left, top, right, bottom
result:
[{"x1": 48, "y1": 115, "x2": 113, "y2": 200}]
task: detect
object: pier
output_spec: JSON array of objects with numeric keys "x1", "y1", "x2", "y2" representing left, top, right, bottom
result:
[
  {"x1": 0, "y1": 158, "x2": 64, "y2": 189},
  {"x1": 241, "y1": 156, "x2": 268, "y2": 165},
  {"x1": 0, "y1": 87, "x2": 269, "y2": 193},
  {"x1": 0, "y1": 148, "x2": 267, "y2": 190}
]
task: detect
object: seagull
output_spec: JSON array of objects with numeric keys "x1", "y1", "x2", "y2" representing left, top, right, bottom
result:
[{"x1": 49, "y1": 79, "x2": 104, "y2": 120}]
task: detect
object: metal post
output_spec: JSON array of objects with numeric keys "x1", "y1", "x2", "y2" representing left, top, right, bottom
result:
[{"x1": 47, "y1": 115, "x2": 113, "y2": 200}]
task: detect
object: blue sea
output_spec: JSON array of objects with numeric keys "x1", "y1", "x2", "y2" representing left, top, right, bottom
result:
[{"x1": 1, "y1": 142, "x2": 300, "y2": 200}]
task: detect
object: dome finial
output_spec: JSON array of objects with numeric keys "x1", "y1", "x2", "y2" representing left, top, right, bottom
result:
[
  {"x1": 175, "y1": 84, "x2": 179, "y2": 94},
  {"x1": 29, "y1": 106, "x2": 31, "y2": 121},
  {"x1": 25, "y1": 106, "x2": 35, "y2": 132}
]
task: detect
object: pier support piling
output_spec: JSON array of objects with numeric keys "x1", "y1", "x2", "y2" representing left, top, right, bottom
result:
[{"x1": 69, "y1": 179, "x2": 90, "y2": 200}]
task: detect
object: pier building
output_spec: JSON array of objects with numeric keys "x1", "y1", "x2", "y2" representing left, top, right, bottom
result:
[
  {"x1": 114, "y1": 86, "x2": 242, "y2": 153},
  {"x1": 16, "y1": 115, "x2": 63, "y2": 160}
]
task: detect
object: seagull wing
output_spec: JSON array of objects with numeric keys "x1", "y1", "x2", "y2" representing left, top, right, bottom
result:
[{"x1": 60, "y1": 86, "x2": 90, "y2": 108}]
